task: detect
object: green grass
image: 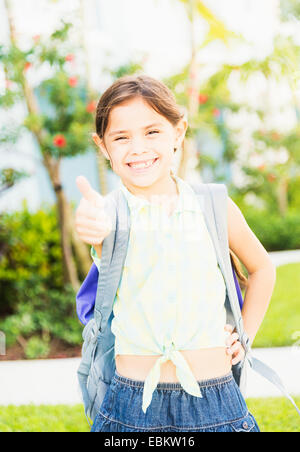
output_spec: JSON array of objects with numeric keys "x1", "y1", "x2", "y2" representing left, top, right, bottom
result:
[
  {"x1": 0, "y1": 399, "x2": 299, "y2": 432},
  {"x1": 250, "y1": 263, "x2": 300, "y2": 347},
  {"x1": 246, "y1": 397, "x2": 300, "y2": 432},
  {"x1": 0, "y1": 405, "x2": 90, "y2": 432}
]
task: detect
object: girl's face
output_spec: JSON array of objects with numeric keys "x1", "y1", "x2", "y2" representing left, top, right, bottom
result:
[{"x1": 93, "y1": 96, "x2": 187, "y2": 195}]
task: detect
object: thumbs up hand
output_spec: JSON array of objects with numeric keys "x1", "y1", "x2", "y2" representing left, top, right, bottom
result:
[{"x1": 75, "y1": 175, "x2": 112, "y2": 247}]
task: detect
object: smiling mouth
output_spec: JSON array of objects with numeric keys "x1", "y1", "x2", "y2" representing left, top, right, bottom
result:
[{"x1": 126, "y1": 157, "x2": 159, "y2": 171}]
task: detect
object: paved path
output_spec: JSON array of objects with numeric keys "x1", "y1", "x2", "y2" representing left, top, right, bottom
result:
[
  {"x1": 0, "y1": 347, "x2": 299, "y2": 406},
  {"x1": 269, "y1": 249, "x2": 300, "y2": 267}
]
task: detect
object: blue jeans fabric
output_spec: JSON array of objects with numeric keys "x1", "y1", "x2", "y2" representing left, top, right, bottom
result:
[{"x1": 91, "y1": 369, "x2": 260, "y2": 432}]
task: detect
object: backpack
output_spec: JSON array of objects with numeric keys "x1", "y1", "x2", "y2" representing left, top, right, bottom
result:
[{"x1": 76, "y1": 182, "x2": 300, "y2": 426}]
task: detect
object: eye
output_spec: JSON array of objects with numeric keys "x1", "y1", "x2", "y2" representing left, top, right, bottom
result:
[
  {"x1": 147, "y1": 130, "x2": 159, "y2": 135},
  {"x1": 115, "y1": 136, "x2": 127, "y2": 141}
]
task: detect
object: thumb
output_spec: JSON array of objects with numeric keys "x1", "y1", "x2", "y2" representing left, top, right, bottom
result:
[{"x1": 76, "y1": 175, "x2": 105, "y2": 208}]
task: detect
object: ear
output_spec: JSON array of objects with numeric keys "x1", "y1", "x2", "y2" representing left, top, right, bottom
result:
[
  {"x1": 174, "y1": 117, "x2": 188, "y2": 149},
  {"x1": 92, "y1": 133, "x2": 110, "y2": 160}
]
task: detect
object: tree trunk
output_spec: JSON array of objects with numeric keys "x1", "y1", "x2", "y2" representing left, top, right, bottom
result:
[
  {"x1": 43, "y1": 155, "x2": 79, "y2": 290},
  {"x1": 66, "y1": 201, "x2": 92, "y2": 277},
  {"x1": 56, "y1": 189, "x2": 80, "y2": 290}
]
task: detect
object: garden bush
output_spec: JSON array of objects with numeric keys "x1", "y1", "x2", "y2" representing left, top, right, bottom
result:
[
  {"x1": 0, "y1": 202, "x2": 83, "y2": 358},
  {"x1": 245, "y1": 210, "x2": 300, "y2": 251},
  {"x1": 230, "y1": 193, "x2": 300, "y2": 251}
]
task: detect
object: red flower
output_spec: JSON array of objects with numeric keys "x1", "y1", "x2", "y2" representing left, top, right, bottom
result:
[
  {"x1": 53, "y1": 134, "x2": 67, "y2": 148},
  {"x1": 213, "y1": 108, "x2": 221, "y2": 118},
  {"x1": 65, "y1": 54, "x2": 75, "y2": 62},
  {"x1": 68, "y1": 77, "x2": 78, "y2": 87},
  {"x1": 86, "y1": 101, "x2": 97, "y2": 113},
  {"x1": 24, "y1": 62, "x2": 32, "y2": 71},
  {"x1": 33, "y1": 35, "x2": 41, "y2": 43},
  {"x1": 198, "y1": 93, "x2": 208, "y2": 105},
  {"x1": 258, "y1": 164, "x2": 265, "y2": 172}
]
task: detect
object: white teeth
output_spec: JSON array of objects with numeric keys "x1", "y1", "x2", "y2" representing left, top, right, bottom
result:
[{"x1": 129, "y1": 159, "x2": 156, "y2": 169}]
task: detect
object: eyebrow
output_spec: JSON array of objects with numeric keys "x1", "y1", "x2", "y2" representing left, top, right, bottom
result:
[{"x1": 108, "y1": 122, "x2": 164, "y2": 137}]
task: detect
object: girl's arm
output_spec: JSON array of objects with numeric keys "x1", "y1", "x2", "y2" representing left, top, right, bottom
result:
[{"x1": 227, "y1": 197, "x2": 277, "y2": 345}]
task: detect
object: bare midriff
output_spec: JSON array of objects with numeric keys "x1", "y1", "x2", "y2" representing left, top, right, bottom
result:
[{"x1": 115, "y1": 347, "x2": 232, "y2": 382}]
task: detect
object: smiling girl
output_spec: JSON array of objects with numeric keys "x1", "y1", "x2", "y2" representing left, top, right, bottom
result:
[{"x1": 75, "y1": 75, "x2": 276, "y2": 432}]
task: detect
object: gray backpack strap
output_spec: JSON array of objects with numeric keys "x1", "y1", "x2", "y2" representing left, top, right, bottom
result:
[
  {"x1": 190, "y1": 182, "x2": 248, "y2": 346},
  {"x1": 77, "y1": 188, "x2": 130, "y2": 424},
  {"x1": 206, "y1": 183, "x2": 250, "y2": 350},
  {"x1": 94, "y1": 188, "x2": 131, "y2": 333},
  {"x1": 196, "y1": 182, "x2": 300, "y2": 416}
]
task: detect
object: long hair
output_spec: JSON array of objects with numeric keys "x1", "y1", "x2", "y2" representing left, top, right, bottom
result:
[{"x1": 230, "y1": 249, "x2": 248, "y2": 290}]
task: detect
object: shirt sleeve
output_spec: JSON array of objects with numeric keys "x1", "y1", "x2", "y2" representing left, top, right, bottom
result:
[{"x1": 91, "y1": 246, "x2": 101, "y2": 271}]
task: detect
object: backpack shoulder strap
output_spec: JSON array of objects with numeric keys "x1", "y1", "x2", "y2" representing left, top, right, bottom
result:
[
  {"x1": 94, "y1": 187, "x2": 131, "y2": 334},
  {"x1": 77, "y1": 187, "x2": 130, "y2": 425},
  {"x1": 206, "y1": 183, "x2": 250, "y2": 348},
  {"x1": 190, "y1": 181, "x2": 248, "y2": 347}
]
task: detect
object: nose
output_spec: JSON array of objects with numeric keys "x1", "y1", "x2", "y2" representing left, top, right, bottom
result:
[{"x1": 130, "y1": 135, "x2": 151, "y2": 154}]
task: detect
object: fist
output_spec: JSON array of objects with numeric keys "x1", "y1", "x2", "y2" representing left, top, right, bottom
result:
[{"x1": 75, "y1": 175, "x2": 112, "y2": 246}]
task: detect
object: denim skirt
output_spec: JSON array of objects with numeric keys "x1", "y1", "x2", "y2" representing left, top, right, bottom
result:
[{"x1": 91, "y1": 369, "x2": 260, "y2": 432}]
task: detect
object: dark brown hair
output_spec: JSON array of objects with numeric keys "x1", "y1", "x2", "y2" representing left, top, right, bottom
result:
[
  {"x1": 230, "y1": 250, "x2": 248, "y2": 290},
  {"x1": 95, "y1": 74, "x2": 184, "y2": 151}
]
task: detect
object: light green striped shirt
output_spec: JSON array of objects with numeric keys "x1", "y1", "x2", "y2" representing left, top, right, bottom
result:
[{"x1": 91, "y1": 174, "x2": 227, "y2": 413}]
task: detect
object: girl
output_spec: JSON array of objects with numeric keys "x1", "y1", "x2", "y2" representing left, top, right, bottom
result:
[{"x1": 75, "y1": 75, "x2": 276, "y2": 432}]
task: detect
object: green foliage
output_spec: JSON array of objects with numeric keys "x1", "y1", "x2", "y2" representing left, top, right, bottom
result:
[
  {"x1": 253, "y1": 263, "x2": 300, "y2": 348},
  {"x1": 246, "y1": 211, "x2": 300, "y2": 251},
  {"x1": 36, "y1": 71, "x2": 94, "y2": 158},
  {"x1": 50, "y1": 21, "x2": 73, "y2": 42},
  {"x1": 0, "y1": 168, "x2": 29, "y2": 195},
  {"x1": 230, "y1": 187, "x2": 300, "y2": 250},
  {"x1": 108, "y1": 61, "x2": 145, "y2": 80},
  {"x1": 0, "y1": 203, "x2": 83, "y2": 354},
  {"x1": 289, "y1": 177, "x2": 300, "y2": 210},
  {"x1": 281, "y1": 0, "x2": 300, "y2": 21},
  {"x1": 24, "y1": 336, "x2": 50, "y2": 360}
]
